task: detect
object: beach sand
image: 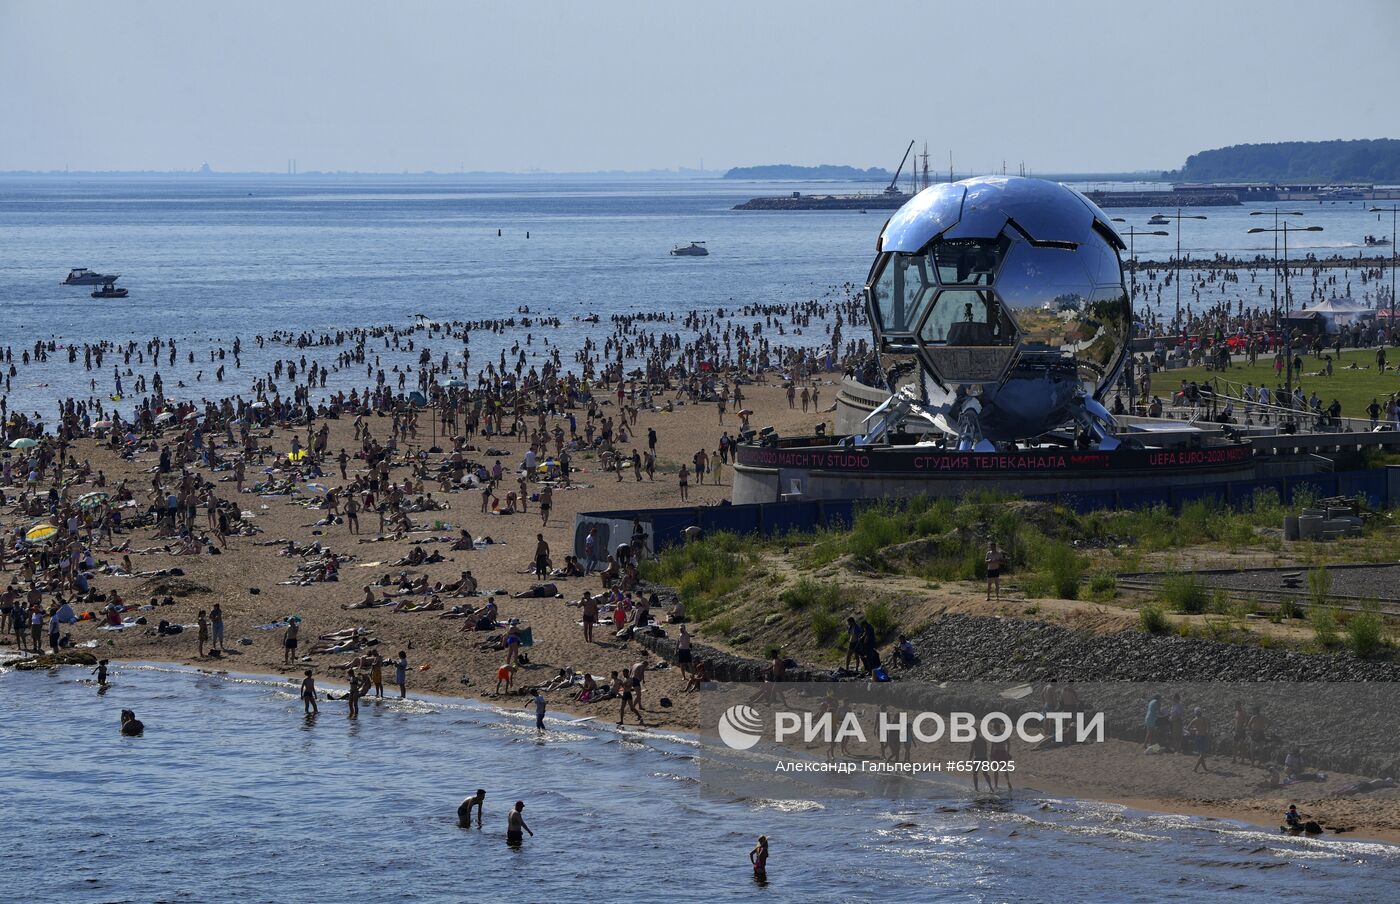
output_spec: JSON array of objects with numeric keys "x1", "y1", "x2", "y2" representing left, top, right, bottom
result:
[
  {"x1": 8, "y1": 377, "x2": 1400, "y2": 845},
  {"x1": 12, "y1": 381, "x2": 825, "y2": 733}
]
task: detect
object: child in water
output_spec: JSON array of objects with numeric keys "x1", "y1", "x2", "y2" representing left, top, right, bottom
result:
[
  {"x1": 300, "y1": 670, "x2": 318, "y2": 714},
  {"x1": 92, "y1": 659, "x2": 109, "y2": 687}
]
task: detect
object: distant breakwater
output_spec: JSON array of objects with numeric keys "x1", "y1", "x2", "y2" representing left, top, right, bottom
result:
[{"x1": 1086, "y1": 191, "x2": 1240, "y2": 208}]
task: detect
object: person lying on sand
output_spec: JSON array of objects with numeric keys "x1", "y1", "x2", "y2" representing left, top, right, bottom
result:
[
  {"x1": 342, "y1": 586, "x2": 394, "y2": 610},
  {"x1": 539, "y1": 668, "x2": 576, "y2": 692},
  {"x1": 317, "y1": 627, "x2": 369, "y2": 643},
  {"x1": 550, "y1": 556, "x2": 585, "y2": 579},
  {"x1": 390, "y1": 596, "x2": 444, "y2": 613},
  {"x1": 460, "y1": 600, "x2": 499, "y2": 632},
  {"x1": 512, "y1": 583, "x2": 559, "y2": 599}
]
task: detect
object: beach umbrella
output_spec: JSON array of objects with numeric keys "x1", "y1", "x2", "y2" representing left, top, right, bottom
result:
[
  {"x1": 154, "y1": 411, "x2": 175, "y2": 424},
  {"x1": 93, "y1": 420, "x2": 114, "y2": 429},
  {"x1": 8, "y1": 438, "x2": 38, "y2": 449},
  {"x1": 25, "y1": 523, "x2": 58, "y2": 543},
  {"x1": 77, "y1": 491, "x2": 110, "y2": 511}
]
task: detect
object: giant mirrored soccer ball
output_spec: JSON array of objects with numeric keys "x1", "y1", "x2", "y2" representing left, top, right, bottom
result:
[{"x1": 865, "y1": 176, "x2": 1131, "y2": 443}]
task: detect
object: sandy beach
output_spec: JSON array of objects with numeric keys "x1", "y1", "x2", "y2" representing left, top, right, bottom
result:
[{"x1": 4, "y1": 380, "x2": 829, "y2": 731}]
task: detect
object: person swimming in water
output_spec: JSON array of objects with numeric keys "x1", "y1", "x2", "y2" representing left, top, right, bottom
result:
[{"x1": 120, "y1": 709, "x2": 144, "y2": 736}]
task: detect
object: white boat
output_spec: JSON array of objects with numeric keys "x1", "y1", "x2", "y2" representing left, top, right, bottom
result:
[
  {"x1": 63, "y1": 267, "x2": 117, "y2": 285},
  {"x1": 670, "y1": 242, "x2": 709, "y2": 257}
]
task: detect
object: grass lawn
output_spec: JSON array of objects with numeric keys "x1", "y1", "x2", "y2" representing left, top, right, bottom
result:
[{"x1": 1148, "y1": 348, "x2": 1400, "y2": 417}]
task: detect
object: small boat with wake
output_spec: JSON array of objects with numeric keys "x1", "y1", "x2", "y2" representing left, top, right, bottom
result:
[{"x1": 670, "y1": 241, "x2": 709, "y2": 257}]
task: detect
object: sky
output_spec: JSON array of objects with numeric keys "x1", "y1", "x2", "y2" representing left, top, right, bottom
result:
[{"x1": 1, "y1": 0, "x2": 1397, "y2": 174}]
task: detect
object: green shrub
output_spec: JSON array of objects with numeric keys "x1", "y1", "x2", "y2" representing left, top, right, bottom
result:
[
  {"x1": 1344, "y1": 602, "x2": 1385, "y2": 658},
  {"x1": 781, "y1": 578, "x2": 823, "y2": 611},
  {"x1": 1309, "y1": 603, "x2": 1339, "y2": 647},
  {"x1": 863, "y1": 599, "x2": 897, "y2": 642},
  {"x1": 1028, "y1": 540, "x2": 1084, "y2": 600},
  {"x1": 642, "y1": 531, "x2": 757, "y2": 621},
  {"x1": 1140, "y1": 605, "x2": 1169, "y2": 634},
  {"x1": 847, "y1": 504, "x2": 918, "y2": 563},
  {"x1": 1089, "y1": 572, "x2": 1117, "y2": 597},
  {"x1": 1278, "y1": 598, "x2": 1298, "y2": 620},
  {"x1": 1020, "y1": 571, "x2": 1053, "y2": 598},
  {"x1": 1307, "y1": 565, "x2": 1331, "y2": 609},
  {"x1": 810, "y1": 608, "x2": 842, "y2": 646},
  {"x1": 1161, "y1": 573, "x2": 1208, "y2": 614}
]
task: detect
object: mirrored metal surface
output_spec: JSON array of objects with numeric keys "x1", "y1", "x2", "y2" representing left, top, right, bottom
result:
[
  {"x1": 940, "y1": 176, "x2": 1094, "y2": 244},
  {"x1": 864, "y1": 177, "x2": 1131, "y2": 442},
  {"x1": 879, "y1": 183, "x2": 965, "y2": 253}
]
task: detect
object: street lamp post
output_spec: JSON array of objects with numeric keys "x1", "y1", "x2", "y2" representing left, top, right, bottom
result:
[
  {"x1": 1369, "y1": 206, "x2": 1399, "y2": 346},
  {"x1": 1247, "y1": 222, "x2": 1324, "y2": 426},
  {"x1": 1249, "y1": 210, "x2": 1305, "y2": 320},
  {"x1": 1157, "y1": 208, "x2": 1208, "y2": 329}
]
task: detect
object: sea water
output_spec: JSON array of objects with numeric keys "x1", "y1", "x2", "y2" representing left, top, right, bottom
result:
[
  {"x1": 0, "y1": 176, "x2": 1388, "y2": 417},
  {"x1": 1, "y1": 661, "x2": 1396, "y2": 904}
]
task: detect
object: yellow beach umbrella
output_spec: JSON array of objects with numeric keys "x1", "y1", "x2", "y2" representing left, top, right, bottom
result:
[{"x1": 25, "y1": 524, "x2": 59, "y2": 543}]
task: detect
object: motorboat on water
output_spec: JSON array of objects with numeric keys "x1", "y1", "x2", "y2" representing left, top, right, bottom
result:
[
  {"x1": 1148, "y1": 215, "x2": 1170, "y2": 226},
  {"x1": 91, "y1": 279, "x2": 128, "y2": 299},
  {"x1": 670, "y1": 241, "x2": 709, "y2": 257},
  {"x1": 1365, "y1": 235, "x2": 1392, "y2": 247},
  {"x1": 63, "y1": 267, "x2": 117, "y2": 285}
]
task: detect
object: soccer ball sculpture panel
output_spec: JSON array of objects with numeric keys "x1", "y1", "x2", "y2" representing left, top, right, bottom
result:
[{"x1": 865, "y1": 176, "x2": 1131, "y2": 448}]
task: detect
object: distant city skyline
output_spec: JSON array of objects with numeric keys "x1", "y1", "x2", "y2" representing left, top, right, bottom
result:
[{"x1": 1, "y1": 0, "x2": 1396, "y2": 174}]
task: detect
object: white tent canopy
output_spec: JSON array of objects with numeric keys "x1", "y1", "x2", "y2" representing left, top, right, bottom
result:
[{"x1": 1299, "y1": 298, "x2": 1375, "y2": 333}]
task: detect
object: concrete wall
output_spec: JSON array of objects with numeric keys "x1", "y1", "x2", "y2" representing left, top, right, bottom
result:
[{"x1": 732, "y1": 460, "x2": 1256, "y2": 505}]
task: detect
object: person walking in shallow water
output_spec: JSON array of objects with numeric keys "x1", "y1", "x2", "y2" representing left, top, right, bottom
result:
[
  {"x1": 750, "y1": 835, "x2": 769, "y2": 881},
  {"x1": 506, "y1": 800, "x2": 533, "y2": 845},
  {"x1": 458, "y1": 789, "x2": 485, "y2": 828},
  {"x1": 300, "y1": 670, "x2": 318, "y2": 714},
  {"x1": 346, "y1": 667, "x2": 361, "y2": 718}
]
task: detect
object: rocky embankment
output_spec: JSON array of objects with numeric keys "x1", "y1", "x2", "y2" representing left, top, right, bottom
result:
[
  {"x1": 905, "y1": 613, "x2": 1400, "y2": 683},
  {"x1": 905, "y1": 614, "x2": 1400, "y2": 777}
]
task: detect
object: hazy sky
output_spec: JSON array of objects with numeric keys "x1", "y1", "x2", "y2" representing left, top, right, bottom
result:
[{"x1": 2, "y1": 0, "x2": 1397, "y2": 174}]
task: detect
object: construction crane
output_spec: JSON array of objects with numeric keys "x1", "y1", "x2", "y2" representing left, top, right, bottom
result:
[{"x1": 884, "y1": 140, "x2": 915, "y2": 196}]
